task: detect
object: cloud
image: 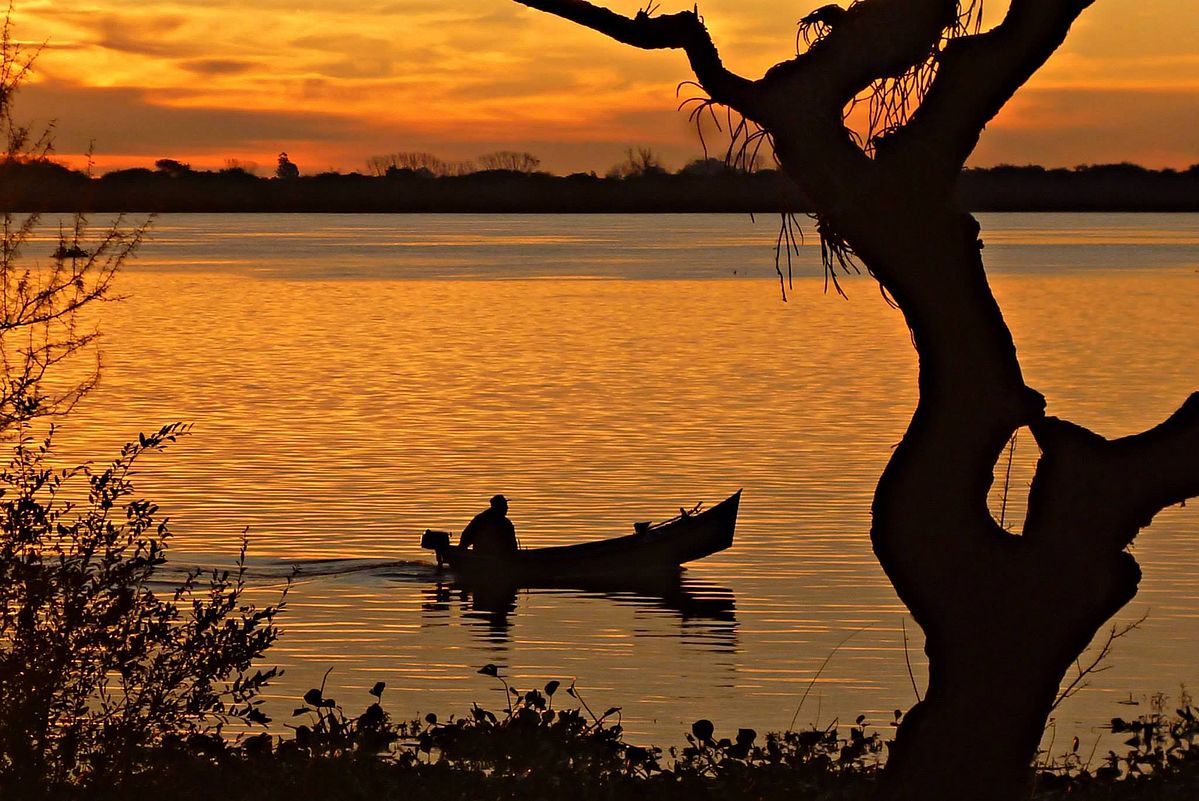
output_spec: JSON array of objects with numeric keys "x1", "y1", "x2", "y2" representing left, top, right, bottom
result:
[
  {"x1": 180, "y1": 59, "x2": 259, "y2": 76},
  {"x1": 290, "y1": 33, "x2": 396, "y2": 53},
  {"x1": 1037, "y1": 52, "x2": 1199, "y2": 90},
  {"x1": 47, "y1": 10, "x2": 194, "y2": 57},
  {"x1": 973, "y1": 87, "x2": 1199, "y2": 168},
  {"x1": 15, "y1": 0, "x2": 1198, "y2": 175},
  {"x1": 18, "y1": 79, "x2": 363, "y2": 155}
]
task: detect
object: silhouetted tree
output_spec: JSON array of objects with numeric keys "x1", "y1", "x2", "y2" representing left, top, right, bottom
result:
[
  {"x1": 221, "y1": 158, "x2": 258, "y2": 176},
  {"x1": 511, "y1": 2, "x2": 1199, "y2": 799},
  {"x1": 678, "y1": 156, "x2": 741, "y2": 176},
  {"x1": 477, "y1": 150, "x2": 541, "y2": 172},
  {"x1": 606, "y1": 146, "x2": 667, "y2": 179},
  {"x1": 154, "y1": 158, "x2": 191, "y2": 177},
  {"x1": 275, "y1": 151, "x2": 300, "y2": 180},
  {"x1": 366, "y1": 152, "x2": 476, "y2": 177}
]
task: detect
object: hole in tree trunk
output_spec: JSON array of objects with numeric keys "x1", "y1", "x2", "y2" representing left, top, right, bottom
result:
[{"x1": 988, "y1": 426, "x2": 1036, "y2": 535}]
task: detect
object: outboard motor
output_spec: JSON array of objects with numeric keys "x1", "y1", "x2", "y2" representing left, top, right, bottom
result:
[
  {"x1": 421, "y1": 529, "x2": 451, "y2": 568},
  {"x1": 421, "y1": 529, "x2": 451, "y2": 551}
]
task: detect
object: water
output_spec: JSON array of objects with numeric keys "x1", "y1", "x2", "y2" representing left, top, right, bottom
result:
[{"x1": 33, "y1": 212, "x2": 1199, "y2": 746}]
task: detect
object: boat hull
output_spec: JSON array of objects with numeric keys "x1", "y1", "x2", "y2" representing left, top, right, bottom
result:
[{"x1": 432, "y1": 490, "x2": 741, "y2": 584}]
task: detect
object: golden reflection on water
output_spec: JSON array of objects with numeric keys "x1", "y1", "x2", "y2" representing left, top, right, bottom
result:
[{"x1": 41, "y1": 213, "x2": 1199, "y2": 743}]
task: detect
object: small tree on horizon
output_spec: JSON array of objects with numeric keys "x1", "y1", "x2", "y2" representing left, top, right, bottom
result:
[
  {"x1": 221, "y1": 158, "x2": 258, "y2": 176},
  {"x1": 275, "y1": 151, "x2": 300, "y2": 180},
  {"x1": 605, "y1": 146, "x2": 667, "y2": 179},
  {"x1": 366, "y1": 151, "x2": 477, "y2": 177},
  {"x1": 476, "y1": 150, "x2": 542, "y2": 172},
  {"x1": 154, "y1": 158, "x2": 192, "y2": 177}
]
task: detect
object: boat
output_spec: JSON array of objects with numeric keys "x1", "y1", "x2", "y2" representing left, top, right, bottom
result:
[{"x1": 420, "y1": 490, "x2": 741, "y2": 583}]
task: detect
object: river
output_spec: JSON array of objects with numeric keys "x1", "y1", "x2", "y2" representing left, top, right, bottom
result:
[{"x1": 36, "y1": 212, "x2": 1199, "y2": 747}]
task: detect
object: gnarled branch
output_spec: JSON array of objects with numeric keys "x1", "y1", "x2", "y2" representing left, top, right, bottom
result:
[
  {"x1": 882, "y1": 0, "x2": 1097, "y2": 180},
  {"x1": 761, "y1": 0, "x2": 956, "y2": 110},
  {"x1": 513, "y1": 0, "x2": 761, "y2": 117},
  {"x1": 1027, "y1": 392, "x2": 1199, "y2": 550}
]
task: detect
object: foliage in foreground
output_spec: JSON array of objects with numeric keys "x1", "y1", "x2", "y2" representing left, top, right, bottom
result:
[
  {"x1": 26, "y1": 670, "x2": 1195, "y2": 801},
  {"x1": 0, "y1": 424, "x2": 286, "y2": 794}
]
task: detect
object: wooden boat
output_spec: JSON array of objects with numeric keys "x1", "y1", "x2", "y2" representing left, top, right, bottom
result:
[{"x1": 421, "y1": 490, "x2": 741, "y2": 583}]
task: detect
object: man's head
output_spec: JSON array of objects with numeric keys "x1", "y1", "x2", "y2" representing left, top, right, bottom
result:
[{"x1": 490, "y1": 494, "x2": 508, "y2": 514}]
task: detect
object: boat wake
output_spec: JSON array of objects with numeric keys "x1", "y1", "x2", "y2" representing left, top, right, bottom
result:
[
  {"x1": 149, "y1": 557, "x2": 440, "y2": 590},
  {"x1": 146, "y1": 556, "x2": 737, "y2": 627}
]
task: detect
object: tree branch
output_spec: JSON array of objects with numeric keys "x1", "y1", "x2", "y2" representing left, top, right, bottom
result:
[
  {"x1": 761, "y1": 0, "x2": 956, "y2": 110},
  {"x1": 882, "y1": 0, "x2": 1097, "y2": 179},
  {"x1": 513, "y1": 0, "x2": 761, "y2": 116},
  {"x1": 742, "y1": 0, "x2": 960, "y2": 236},
  {"x1": 1026, "y1": 393, "x2": 1199, "y2": 551}
]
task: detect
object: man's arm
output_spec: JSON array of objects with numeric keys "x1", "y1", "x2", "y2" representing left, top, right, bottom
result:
[{"x1": 460, "y1": 515, "x2": 480, "y2": 548}]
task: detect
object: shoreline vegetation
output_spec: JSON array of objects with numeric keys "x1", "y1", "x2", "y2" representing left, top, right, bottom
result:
[
  {"x1": 3, "y1": 158, "x2": 1198, "y2": 214},
  {"x1": 44, "y1": 672, "x2": 1199, "y2": 801}
]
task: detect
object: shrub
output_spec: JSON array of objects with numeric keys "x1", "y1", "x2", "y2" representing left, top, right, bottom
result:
[{"x1": 0, "y1": 421, "x2": 287, "y2": 793}]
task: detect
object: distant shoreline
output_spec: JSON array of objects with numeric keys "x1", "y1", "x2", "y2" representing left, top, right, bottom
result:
[{"x1": 4, "y1": 161, "x2": 1197, "y2": 214}]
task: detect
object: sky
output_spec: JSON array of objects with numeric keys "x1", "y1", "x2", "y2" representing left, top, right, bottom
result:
[{"x1": 10, "y1": 0, "x2": 1199, "y2": 175}]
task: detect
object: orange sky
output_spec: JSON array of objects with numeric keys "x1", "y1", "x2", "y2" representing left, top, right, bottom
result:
[{"x1": 12, "y1": 0, "x2": 1199, "y2": 175}]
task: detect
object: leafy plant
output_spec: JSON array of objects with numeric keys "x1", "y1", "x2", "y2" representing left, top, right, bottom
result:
[
  {"x1": 1036, "y1": 688, "x2": 1199, "y2": 798},
  {"x1": 283, "y1": 673, "x2": 398, "y2": 758},
  {"x1": 0, "y1": 421, "x2": 287, "y2": 791}
]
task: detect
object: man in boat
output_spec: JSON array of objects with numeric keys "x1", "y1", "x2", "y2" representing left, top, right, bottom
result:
[{"x1": 460, "y1": 494, "x2": 519, "y2": 553}]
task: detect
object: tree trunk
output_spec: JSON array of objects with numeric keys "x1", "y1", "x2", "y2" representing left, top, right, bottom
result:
[
  {"x1": 846, "y1": 198, "x2": 1189, "y2": 800},
  {"x1": 506, "y1": 3, "x2": 1199, "y2": 797}
]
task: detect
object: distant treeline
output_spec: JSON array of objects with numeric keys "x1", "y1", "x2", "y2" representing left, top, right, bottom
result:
[{"x1": 3, "y1": 158, "x2": 1197, "y2": 213}]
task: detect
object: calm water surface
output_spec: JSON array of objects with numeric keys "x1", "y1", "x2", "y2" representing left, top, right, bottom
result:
[{"x1": 40, "y1": 213, "x2": 1199, "y2": 746}]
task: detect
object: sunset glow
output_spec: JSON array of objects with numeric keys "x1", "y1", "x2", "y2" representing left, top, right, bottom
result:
[{"x1": 14, "y1": 0, "x2": 1199, "y2": 174}]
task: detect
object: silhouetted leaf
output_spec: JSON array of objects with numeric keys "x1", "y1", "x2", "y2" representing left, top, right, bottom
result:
[
  {"x1": 242, "y1": 733, "x2": 273, "y2": 756},
  {"x1": 545, "y1": 680, "x2": 560, "y2": 697},
  {"x1": 692, "y1": 719, "x2": 715, "y2": 742},
  {"x1": 303, "y1": 688, "x2": 324, "y2": 707},
  {"x1": 478, "y1": 663, "x2": 499, "y2": 677},
  {"x1": 370, "y1": 681, "x2": 386, "y2": 698}
]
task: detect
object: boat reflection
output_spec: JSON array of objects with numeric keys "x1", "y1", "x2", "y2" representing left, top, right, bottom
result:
[
  {"x1": 417, "y1": 571, "x2": 738, "y2": 648},
  {"x1": 421, "y1": 580, "x2": 518, "y2": 643}
]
